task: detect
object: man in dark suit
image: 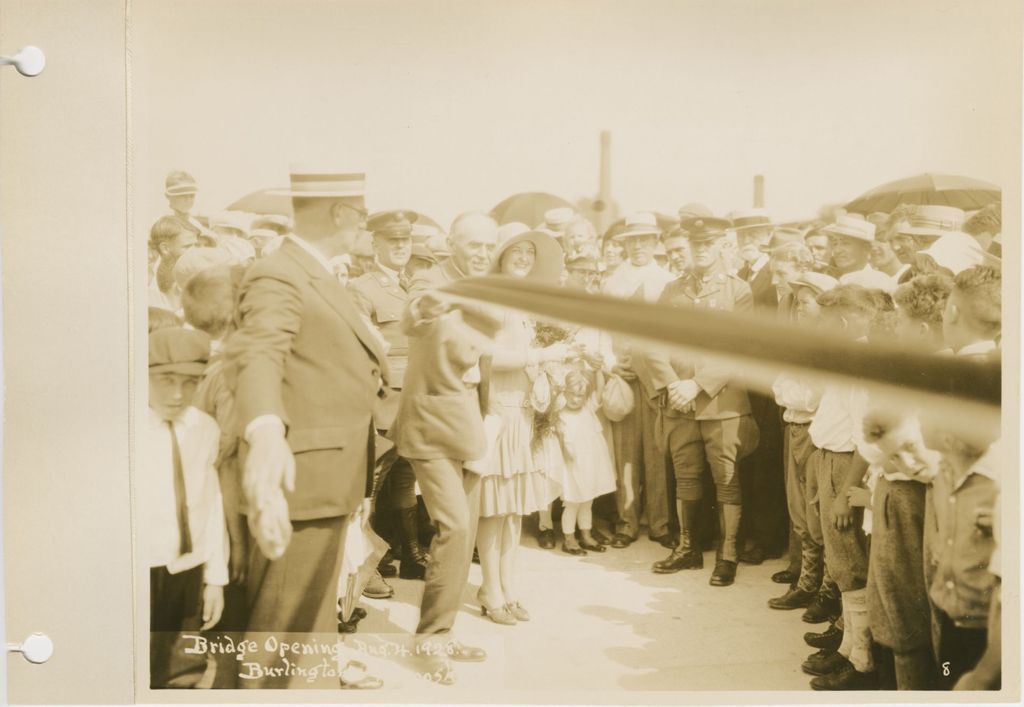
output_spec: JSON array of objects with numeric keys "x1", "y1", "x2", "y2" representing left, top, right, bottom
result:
[
  {"x1": 228, "y1": 167, "x2": 387, "y2": 689},
  {"x1": 391, "y1": 211, "x2": 501, "y2": 683},
  {"x1": 646, "y1": 218, "x2": 760, "y2": 587},
  {"x1": 731, "y1": 209, "x2": 788, "y2": 564}
]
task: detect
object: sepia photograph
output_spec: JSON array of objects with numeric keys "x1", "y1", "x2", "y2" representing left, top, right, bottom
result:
[{"x1": 128, "y1": 0, "x2": 1019, "y2": 701}]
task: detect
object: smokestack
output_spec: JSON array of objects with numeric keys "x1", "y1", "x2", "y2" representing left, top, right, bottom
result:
[{"x1": 753, "y1": 174, "x2": 765, "y2": 208}]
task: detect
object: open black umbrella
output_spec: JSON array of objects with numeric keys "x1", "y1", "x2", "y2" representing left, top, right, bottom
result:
[
  {"x1": 844, "y1": 173, "x2": 1000, "y2": 215},
  {"x1": 490, "y1": 192, "x2": 574, "y2": 228}
]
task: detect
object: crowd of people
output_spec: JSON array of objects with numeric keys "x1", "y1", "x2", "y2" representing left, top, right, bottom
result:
[{"x1": 145, "y1": 166, "x2": 1004, "y2": 692}]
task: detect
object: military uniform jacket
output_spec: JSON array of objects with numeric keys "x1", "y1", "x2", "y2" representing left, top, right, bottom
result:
[
  {"x1": 349, "y1": 263, "x2": 410, "y2": 385},
  {"x1": 227, "y1": 237, "x2": 388, "y2": 521},
  {"x1": 644, "y1": 263, "x2": 754, "y2": 420}
]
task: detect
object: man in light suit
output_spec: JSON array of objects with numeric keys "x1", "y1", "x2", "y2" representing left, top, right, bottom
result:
[
  {"x1": 646, "y1": 218, "x2": 760, "y2": 587},
  {"x1": 391, "y1": 211, "x2": 500, "y2": 682},
  {"x1": 228, "y1": 168, "x2": 387, "y2": 689}
]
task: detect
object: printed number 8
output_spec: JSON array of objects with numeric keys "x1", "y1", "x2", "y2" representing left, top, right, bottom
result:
[{"x1": 942, "y1": 662, "x2": 951, "y2": 676}]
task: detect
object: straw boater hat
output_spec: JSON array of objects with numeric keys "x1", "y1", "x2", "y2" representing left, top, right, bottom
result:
[
  {"x1": 283, "y1": 165, "x2": 367, "y2": 199},
  {"x1": 824, "y1": 215, "x2": 876, "y2": 242},
  {"x1": 164, "y1": 170, "x2": 198, "y2": 198},
  {"x1": 490, "y1": 230, "x2": 564, "y2": 284},
  {"x1": 541, "y1": 207, "x2": 574, "y2": 233},
  {"x1": 896, "y1": 205, "x2": 966, "y2": 240},
  {"x1": 613, "y1": 212, "x2": 662, "y2": 241}
]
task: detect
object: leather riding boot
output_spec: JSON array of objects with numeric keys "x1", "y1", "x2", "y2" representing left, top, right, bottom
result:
[
  {"x1": 652, "y1": 500, "x2": 704, "y2": 572},
  {"x1": 398, "y1": 506, "x2": 429, "y2": 580}
]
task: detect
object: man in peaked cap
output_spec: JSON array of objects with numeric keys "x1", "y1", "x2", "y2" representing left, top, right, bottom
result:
[
  {"x1": 349, "y1": 210, "x2": 430, "y2": 582},
  {"x1": 228, "y1": 166, "x2": 387, "y2": 689},
  {"x1": 600, "y1": 212, "x2": 679, "y2": 550},
  {"x1": 645, "y1": 216, "x2": 759, "y2": 587}
]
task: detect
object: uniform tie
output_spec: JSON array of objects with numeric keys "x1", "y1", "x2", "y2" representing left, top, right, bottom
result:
[{"x1": 167, "y1": 421, "x2": 193, "y2": 555}]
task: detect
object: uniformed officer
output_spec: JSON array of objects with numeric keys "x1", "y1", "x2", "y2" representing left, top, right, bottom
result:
[
  {"x1": 164, "y1": 170, "x2": 216, "y2": 247},
  {"x1": 349, "y1": 209, "x2": 429, "y2": 580},
  {"x1": 647, "y1": 217, "x2": 760, "y2": 586}
]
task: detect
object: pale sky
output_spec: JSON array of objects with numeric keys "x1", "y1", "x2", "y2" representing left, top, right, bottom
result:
[{"x1": 130, "y1": 0, "x2": 1019, "y2": 232}]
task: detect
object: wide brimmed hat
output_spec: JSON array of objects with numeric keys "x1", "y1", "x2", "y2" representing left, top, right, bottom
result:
[
  {"x1": 768, "y1": 227, "x2": 807, "y2": 252},
  {"x1": 896, "y1": 205, "x2": 966, "y2": 239},
  {"x1": 149, "y1": 327, "x2": 211, "y2": 376},
  {"x1": 614, "y1": 212, "x2": 662, "y2": 241},
  {"x1": 728, "y1": 208, "x2": 774, "y2": 231},
  {"x1": 282, "y1": 165, "x2": 366, "y2": 198},
  {"x1": 677, "y1": 203, "x2": 713, "y2": 221},
  {"x1": 490, "y1": 230, "x2": 564, "y2": 283},
  {"x1": 497, "y1": 221, "x2": 531, "y2": 245},
  {"x1": 681, "y1": 216, "x2": 731, "y2": 242},
  {"x1": 825, "y1": 215, "x2": 876, "y2": 242},
  {"x1": 367, "y1": 210, "x2": 418, "y2": 239}
]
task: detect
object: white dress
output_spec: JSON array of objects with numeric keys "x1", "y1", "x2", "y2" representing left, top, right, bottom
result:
[{"x1": 555, "y1": 396, "x2": 617, "y2": 504}]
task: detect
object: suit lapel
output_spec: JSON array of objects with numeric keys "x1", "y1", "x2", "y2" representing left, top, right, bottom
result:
[{"x1": 281, "y1": 240, "x2": 386, "y2": 365}]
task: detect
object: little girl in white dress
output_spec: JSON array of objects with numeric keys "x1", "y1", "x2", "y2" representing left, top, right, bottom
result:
[{"x1": 557, "y1": 368, "x2": 617, "y2": 555}]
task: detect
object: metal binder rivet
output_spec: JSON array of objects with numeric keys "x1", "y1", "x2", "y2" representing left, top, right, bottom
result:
[
  {"x1": 6, "y1": 632, "x2": 53, "y2": 664},
  {"x1": 0, "y1": 46, "x2": 45, "y2": 77}
]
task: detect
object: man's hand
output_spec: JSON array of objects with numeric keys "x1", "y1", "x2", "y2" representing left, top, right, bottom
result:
[
  {"x1": 667, "y1": 379, "x2": 701, "y2": 412},
  {"x1": 845, "y1": 486, "x2": 871, "y2": 508},
  {"x1": 200, "y1": 584, "x2": 225, "y2": 630},
  {"x1": 611, "y1": 362, "x2": 637, "y2": 381},
  {"x1": 416, "y1": 292, "x2": 451, "y2": 320},
  {"x1": 832, "y1": 493, "x2": 853, "y2": 530},
  {"x1": 579, "y1": 348, "x2": 605, "y2": 371}
]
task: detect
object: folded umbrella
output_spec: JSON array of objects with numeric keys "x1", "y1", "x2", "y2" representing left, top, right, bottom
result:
[{"x1": 337, "y1": 505, "x2": 391, "y2": 623}]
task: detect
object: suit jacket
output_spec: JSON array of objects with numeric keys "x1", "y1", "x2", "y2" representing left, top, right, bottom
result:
[
  {"x1": 644, "y1": 264, "x2": 753, "y2": 420},
  {"x1": 349, "y1": 263, "x2": 410, "y2": 430},
  {"x1": 744, "y1": 262, "x2": 778, "y2": 310},
  {"x1": 391, "y1": 259, "x2": 497, "y2": 462},
  {"x1": 228, "y1": 237, "x2": 387, "y2": 521}
]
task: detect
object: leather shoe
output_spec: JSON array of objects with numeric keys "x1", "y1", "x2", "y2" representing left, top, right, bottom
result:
[
  {"x1": 804, "y1": 623, "x2": 844, "y2": 651},
  {"x1": 810, "y1": 664, "x2": 878, "y2": 690},
  {"x1": 709, "y1": 558, "x2": 737, "y2": 586},
  {"x1": 738, "y1": 545, "x2": 765, "y2": 565},
  {"x1": 578, "y1": 535, "x2": 606, "y2": 552},
  {"x1": 561, "y1": 541, "x2": 587, "y2": 556},
  {"x1": 801, "y1": 649, "x2": 849, "y2": 676},
  {"x1": 651, "y1": 532, "x2": 679, "y2": 549},
  {"x1": 610, "y1": 533, "x2": 635, "y2": 549},
  {"x1": 362, "y1": 570, "x2": 394, "y2": 599},
  {"x1": 652, "y1": 546, "x2": 703, "y2": 573},
  {"x1": 538, "y1": 529, "x2": 556, "y2": 549},
  {"x1": 768, "y1": 587, "x2": 815, "y2": 610},
  {"x1": 802, "y1": 587, "x2": 841, "y2": 624},
  {"x1": 771, "y1": 569, "x2": 797, "y2": 585},
  {"x1": 591, "y1": 528, "x2": 612, "y2": 545}
]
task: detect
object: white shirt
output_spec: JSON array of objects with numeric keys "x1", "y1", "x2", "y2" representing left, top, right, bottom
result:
[
  {"x1": 142, "y1": 406, "x2": 228, "y2": 585},
  {"x1": 748, "y1": 253, "x2": 770, "y2": 276},
  {"x1": 772, "y1": 373, "x2": 822, "y2": 424},
  {"x1": 601, "y1": 261, "x2": 675, "y2": 302},
  {"x1": 809, "y1": 382, "x2": 869, "y2": 453}
]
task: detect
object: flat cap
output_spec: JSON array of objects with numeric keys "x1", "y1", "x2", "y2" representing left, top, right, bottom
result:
[{"x1": 149, "y1": 327, "x2": 211, "y2": 376}]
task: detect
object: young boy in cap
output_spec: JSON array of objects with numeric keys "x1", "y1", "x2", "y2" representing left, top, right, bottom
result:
[{"x1": 144, "y1": 327, "x2": 226, "y2": 687}]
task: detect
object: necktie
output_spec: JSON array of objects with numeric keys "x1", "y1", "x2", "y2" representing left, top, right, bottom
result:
[{"x1": 167, "y1": 421, "x2": 193, "y2": 555}]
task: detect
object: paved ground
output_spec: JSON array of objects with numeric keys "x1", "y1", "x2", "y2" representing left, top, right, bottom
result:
[{"x1": 350, "y1": 529, "x2": 817, "y2": 695}]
